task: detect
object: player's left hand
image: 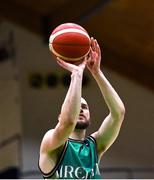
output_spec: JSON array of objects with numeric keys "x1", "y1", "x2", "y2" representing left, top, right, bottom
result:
[{"x1": 86, "y1": 37, "x2": 102, "y2": 74}]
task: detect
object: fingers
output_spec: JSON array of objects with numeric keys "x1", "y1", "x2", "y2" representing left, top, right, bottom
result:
[
  {"x1": 57, "y1": 57, "x2": 67, "y2": 68},
  {"x1": 57, "y1": 52, "x2": 94, "y2": 73},
  {"x1": 90, "y1": 37, "x2": 101, "y2": 57},
  {"x1": 57, "y1": 56, "x2": 86, "y2": 73},
  {"x1": 91, "y1": 37, "x2": 97, "y2": 50},
  {"x1": 91, "y1": 37, "x2": 95, "y2": 51},
  {"x1": 57, "y1": 57, "x2": 74, "y2": 72}
]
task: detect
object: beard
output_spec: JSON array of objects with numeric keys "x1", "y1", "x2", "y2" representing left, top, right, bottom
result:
[{"x1": 75, "y1": 120, "x2": 90, "y2": 130}]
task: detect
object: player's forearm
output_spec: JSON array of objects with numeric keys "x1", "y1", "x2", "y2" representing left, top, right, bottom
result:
[
  {"x1": 60, "y1": 71, "x2": 83, "y2": 124},
  {"x1": 93, "y1": 70, "x2": 125, "y2": 119}
]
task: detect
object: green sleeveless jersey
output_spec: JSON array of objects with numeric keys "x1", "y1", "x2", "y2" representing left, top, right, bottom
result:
[{"x1": 40, "y1": 136, "x2": 102, "y2": 179}]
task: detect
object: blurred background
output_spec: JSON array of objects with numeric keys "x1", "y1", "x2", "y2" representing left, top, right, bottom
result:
[{"x1": 0, "y1": 0, "x2": 154, "y2": 178}]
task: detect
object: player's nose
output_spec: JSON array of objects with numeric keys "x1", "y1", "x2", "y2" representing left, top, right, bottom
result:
[{"x1": 80, "y1": 109, "x2": 83, "y2": 113}]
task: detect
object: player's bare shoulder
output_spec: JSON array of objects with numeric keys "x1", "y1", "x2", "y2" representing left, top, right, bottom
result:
[
  {"x1": 40, "y1": 129, "x2": 55, "y2": 153},
  {"x1": 39, "y1": 129, "x2": 66, "y2": 174}
]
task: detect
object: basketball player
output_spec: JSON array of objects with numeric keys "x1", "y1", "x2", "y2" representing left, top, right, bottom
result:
[{"x1": 39, "y1": 37, "x2": 125, "y2": 179}]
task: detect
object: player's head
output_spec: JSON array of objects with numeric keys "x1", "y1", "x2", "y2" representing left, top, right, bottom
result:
[{"x1": 75, "y1": 97, "x2": 90, "y2": 130}]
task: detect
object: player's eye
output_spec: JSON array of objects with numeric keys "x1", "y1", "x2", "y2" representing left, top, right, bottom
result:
[{"x1": 81, "y1": 104, "x2": 88, "y2": 109}]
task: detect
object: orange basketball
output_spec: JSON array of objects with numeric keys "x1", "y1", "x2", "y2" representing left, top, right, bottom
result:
[{"x1": 49, "y1": 23, "x2": 91, "y2": 62}]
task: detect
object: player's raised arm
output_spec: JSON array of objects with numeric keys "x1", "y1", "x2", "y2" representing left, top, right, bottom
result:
[
  {"x1": 87, "y1": 38, "x2": 125, "y2": 157},
  {"x1": 40, "y1": 59, "x2": 87, "y2": 154}
]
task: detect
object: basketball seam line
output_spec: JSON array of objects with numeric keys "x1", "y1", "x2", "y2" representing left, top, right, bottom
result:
[
  {"x1": 49, "y1": 28, "x2": 90, "y2": 43},
  {"x1": 49, "y1": 43, "x2": 90, "y2": 46}
]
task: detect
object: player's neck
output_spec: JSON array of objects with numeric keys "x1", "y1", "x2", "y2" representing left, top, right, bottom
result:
[{"x1": 69, "y1": 129, "x2": 86, "y2": 140}]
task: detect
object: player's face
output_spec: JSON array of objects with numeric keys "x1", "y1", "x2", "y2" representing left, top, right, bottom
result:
[{"x1": 75, "y1": 98, "x2": 90, "y2": 130}]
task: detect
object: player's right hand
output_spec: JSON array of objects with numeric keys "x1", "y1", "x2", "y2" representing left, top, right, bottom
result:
[{"x1": 56, "y1": 57, "x2": 87, "y2": 74}]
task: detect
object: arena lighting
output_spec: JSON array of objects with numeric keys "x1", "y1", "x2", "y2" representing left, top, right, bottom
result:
[
  {"x1": 29, "y1": 73, "x2": 90, "y2": 89},
  {"x1": 46, "y1": 73, "x2": 58, "y2": 88},
  {"x1": 29, "y1": 73, "x2": 43, "y2": 88},
  {"x1": 62, "y1": 73, "x2": 70, "y2": 87},
  {"x1": 62, "y1": 73, "x2": 90, "y2": 87}
]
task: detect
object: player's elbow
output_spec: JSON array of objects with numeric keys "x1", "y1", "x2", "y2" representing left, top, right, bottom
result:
[
  {"x1": 118, "y1": 102, "x2": 125, "y2": 115},
  {"x1": 112, "y1": 104, "x2": 125, "y2": 121},
  {"x1": 117, "y1": 105, "x2": 125, "y2": 121}
]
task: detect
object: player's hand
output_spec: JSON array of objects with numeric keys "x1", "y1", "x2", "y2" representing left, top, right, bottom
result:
[
  {"x1": 86, "y1": 37, "x2": 101, "y2": 74},
  {"x1": 56, "y1": 57, "x2": 87, "y2": 73}
]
